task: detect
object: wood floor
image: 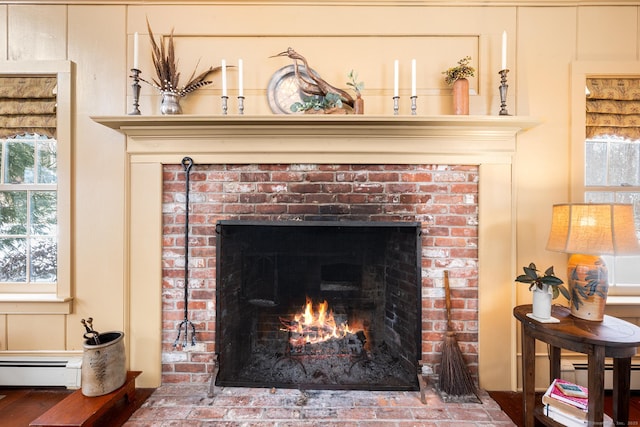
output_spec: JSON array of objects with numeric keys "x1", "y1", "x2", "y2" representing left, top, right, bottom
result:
[
  {"x1": 0, "y1": 386, "x2": 154, "y2": 427},
  {"x1": 0, "y1": 386, "x2": 638, "y2": 426}
]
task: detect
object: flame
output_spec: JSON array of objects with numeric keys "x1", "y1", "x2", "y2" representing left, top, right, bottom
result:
[{"x1": 281, "y1": 296, "x2": 361, "y2": 346}]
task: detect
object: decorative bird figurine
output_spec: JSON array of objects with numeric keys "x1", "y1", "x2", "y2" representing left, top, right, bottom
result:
[{"x1": 272, "y1": 47, "x2": 355, "y2": 108}]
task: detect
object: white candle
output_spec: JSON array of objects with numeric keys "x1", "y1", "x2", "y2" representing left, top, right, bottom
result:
[
  {"x1": 501, "y1": 31, "x2": 507, "y2": 70},
  {"x1": 238, "y1": 59, "x2": 243, "y2": 97},
  {"x1": 393, "y1": 60, "x2": 399, "y2": 97},
  {"x1": 221, "y1": 59, "x2": 227, "y2": 96},
  {"x1": 411, "y1": 59, "x2": 417, "y2": 97},
  {"x1": 133, "y1": 32, "x2": 139, "y2": 70}
]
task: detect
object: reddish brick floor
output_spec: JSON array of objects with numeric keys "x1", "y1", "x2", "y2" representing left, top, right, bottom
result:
[{"x1": 124, "y1": 383, "x2": 516, "y2": 426}]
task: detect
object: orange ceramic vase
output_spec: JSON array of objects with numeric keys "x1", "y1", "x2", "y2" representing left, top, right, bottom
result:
[
  {"x1": 452, "y1": 78, "x2": 469, "y2": 115},
  {"x1": 354, "y1": 94, "x2": 364, "y2": 115}
]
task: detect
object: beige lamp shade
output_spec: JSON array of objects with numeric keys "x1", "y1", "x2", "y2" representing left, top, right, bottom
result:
[{"x1": 546, "y1": 203, "x2": 640, "y2": 256}]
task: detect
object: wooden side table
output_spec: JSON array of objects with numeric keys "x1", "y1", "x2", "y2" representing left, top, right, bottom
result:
[{"x1": 514, "y1": 304, "x2": 640, "y2": 427}]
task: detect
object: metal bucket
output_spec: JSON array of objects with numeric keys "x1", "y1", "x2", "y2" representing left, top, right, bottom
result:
[{"x1": 81, "y1": 331, "x2": 126, "y2": 397}]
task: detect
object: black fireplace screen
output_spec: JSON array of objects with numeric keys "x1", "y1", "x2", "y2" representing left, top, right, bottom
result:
[{"x1": 215, "y1": 220, "x2": 422, "y2": 390}]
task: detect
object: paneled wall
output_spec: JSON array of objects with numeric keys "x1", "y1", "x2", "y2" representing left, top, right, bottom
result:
[{"x1": 0, "y1": 1, "x2": 638, "y2": 391}]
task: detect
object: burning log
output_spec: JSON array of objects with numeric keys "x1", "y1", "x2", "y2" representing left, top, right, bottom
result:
[{"x1": 279, "y1": 296, "x2": 366, "y2": 356}]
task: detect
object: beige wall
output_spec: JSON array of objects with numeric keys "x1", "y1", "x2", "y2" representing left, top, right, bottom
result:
[{"x1": 1, "y1": 1, "x2": 638, "y2": 391}]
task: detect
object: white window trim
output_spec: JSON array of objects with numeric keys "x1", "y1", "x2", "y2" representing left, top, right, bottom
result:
[
  {"x1": 571, "y1": 61, "x2": 640, "y2": 299},
  {"x1": 0, "y1": 60, "x2": 73, "y2": 314}
]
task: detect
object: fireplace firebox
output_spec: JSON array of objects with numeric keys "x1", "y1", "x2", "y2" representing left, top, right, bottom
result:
[{"x1": 215, "y1": 220, "x2": 422, "y2": 390}]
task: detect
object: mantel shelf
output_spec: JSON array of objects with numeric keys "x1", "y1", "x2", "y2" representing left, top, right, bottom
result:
[
  {"x1": 92, "y1": 114, "x2": 538, "y2": 137},
  {"x1": 91, "y1": 114, "x2": 539, "y2": 164}
]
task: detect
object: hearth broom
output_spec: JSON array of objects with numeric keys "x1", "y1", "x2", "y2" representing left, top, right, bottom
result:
[
  {"x1": 174, "y1": 156, "x2": 197, "y2": 348},
  {"x1": 438, "y1": 270, "x2": 476, "y2": 396}
]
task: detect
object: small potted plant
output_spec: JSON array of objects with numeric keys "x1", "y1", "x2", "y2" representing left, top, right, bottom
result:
[
  {"x1": 346, "y1": 70, "x2": 364, "y2": 114},
  {"x1": 290, "y1": 93, "x2": 344, "y2": 114},
  {"x1": 442, "y1": 56, "x2": 475, "y2": 115},
  {"x1": 515, "y1": 263, "x2": 570, "y2": 320}
]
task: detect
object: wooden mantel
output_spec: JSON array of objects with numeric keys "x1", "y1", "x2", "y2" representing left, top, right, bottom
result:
[
  {"x1": 92, "y1": 115, "x2": 538, "y2": 164},
  {"x1": 91, "y1": 114, "x2": 536, "y2": 391},
  {"x1": 92, "y1": 115, "x2": 538, "y2": 134}
]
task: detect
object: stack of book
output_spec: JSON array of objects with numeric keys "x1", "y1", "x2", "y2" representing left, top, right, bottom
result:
[{"x1": 542, "y1": 378, "x2": 613, "y2": 426}]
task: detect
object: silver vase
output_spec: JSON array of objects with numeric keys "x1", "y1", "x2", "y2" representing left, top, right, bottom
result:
[{"x1": 160, "y1": 91, "x2": 182, "y2": 115}]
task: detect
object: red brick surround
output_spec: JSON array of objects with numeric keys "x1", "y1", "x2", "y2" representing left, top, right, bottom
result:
[{"x1": 161, "y1": 163, "x2": 479, "y2": 384}]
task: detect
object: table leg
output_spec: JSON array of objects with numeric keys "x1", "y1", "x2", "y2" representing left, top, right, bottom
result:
[
  {"x1": 613, "y1": 357, "x2": 631, "y2": 425},
  {"x1": 521, "y1": 323, "x2": 536, "y2": 427},
  {"x1": 548, "y1": 345, "x2": 561, "y2": 381},
  {"x1": 587, "y1": 345, "x2": 605, "y2": 426}
]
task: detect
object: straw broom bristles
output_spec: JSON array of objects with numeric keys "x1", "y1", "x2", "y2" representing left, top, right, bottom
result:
[{"x1": 438, "y1": 270, "x2": 476, "y2": 396}]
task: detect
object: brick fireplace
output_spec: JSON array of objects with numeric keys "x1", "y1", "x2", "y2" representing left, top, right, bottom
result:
[
  {"x1": 161, "y1": 163, "x2": 478, "y2": 388},
  {"x1": 93, "y1": 115, "x2": 537, "y2": 391}
]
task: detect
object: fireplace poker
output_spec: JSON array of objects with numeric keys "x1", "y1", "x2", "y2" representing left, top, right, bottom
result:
[{"x1": 174, "y1": 156, "x2": 197, "y2": 348}]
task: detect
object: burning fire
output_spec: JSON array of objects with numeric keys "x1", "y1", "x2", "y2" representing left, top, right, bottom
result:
[{"x1": 280, "y1": 296, "x2": 362, "y2": 346}]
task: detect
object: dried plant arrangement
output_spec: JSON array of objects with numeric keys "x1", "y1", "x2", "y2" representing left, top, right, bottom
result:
[
  {"x1": 141, "y1": 20, "x2": 221, "y2": 97},
  {"x1": 442, "y1": 56, "x2": 476, "y2": 86}
]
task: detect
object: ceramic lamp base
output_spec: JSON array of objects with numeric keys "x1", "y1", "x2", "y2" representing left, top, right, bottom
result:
[{"x1": 567, "y1": 254, "x2": 609, "y2": 321}]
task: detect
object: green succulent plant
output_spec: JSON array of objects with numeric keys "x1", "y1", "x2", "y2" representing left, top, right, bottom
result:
[
  {"x1": 290, "y1": 93, "x2": 343, "y2": 113},
  {"x1": 515, "y1": 262, "x2": 570, "y2": 300}
]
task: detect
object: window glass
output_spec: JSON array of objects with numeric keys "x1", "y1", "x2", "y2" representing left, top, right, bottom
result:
[
  {"x1": 0, "y1": 190, "x2": 27, "y2": 234},
  {"x1": 0, "y1": 238, "x2": 27, "y2": 282},
  {"x1": 6, "y1": 138, "x2": 35, "y2": 184},
  {"x1": 0, "y1": 134, "x2": 57, "y2": 285},
  {"x1": 38, "y1": 138, "x2": 57, "y2": 184},
  {"x1": 585, "y1": 135, "x2": 640, "y2": 288}
]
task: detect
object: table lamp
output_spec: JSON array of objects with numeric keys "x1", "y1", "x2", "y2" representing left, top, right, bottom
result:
[{"x1": 546, "y1": 203, "x2": 640, "y2": 321}]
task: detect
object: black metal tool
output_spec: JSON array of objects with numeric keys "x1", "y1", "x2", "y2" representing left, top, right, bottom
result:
[
  {"x1": 174, "y1": 157, "x2": 197, "y2": 348},
  {"x1": 81, "y1": 317, "x2": 100, "y2": 345}
]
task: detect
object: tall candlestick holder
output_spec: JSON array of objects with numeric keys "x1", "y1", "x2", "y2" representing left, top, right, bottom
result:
[
  {"x1": 238, "y1": 96, "x2": 245, "y2": 115},
  {"x1": 129, "y1": 68, "x2": 141, "y2": 115},
  {"x1": 410, "y1": 96, "x2": 417, "y2": 116},
  {"x1": 393, "y1": 96, "x2": 399, "y2": 116},
  {"x1": 498, "y1": 69, "x2": 510, "y2": 116},
  {"x1": 221, "y1": 95, "x2": 228, "y2": 115}
]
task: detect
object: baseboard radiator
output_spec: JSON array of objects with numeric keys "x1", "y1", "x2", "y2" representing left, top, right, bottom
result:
[
  {"x1": 0, "y1": 357, "x2": 82, "y2": 389},
  {"x1": 562, "y1": 360, "x2": 640, "y2": 390}
]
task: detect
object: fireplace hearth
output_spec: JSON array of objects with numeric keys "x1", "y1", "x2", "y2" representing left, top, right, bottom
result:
[{"x1": 215, "y1": 220, "x2": 422, "y2": 390}]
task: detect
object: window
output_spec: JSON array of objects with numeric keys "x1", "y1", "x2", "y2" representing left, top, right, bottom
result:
[
  {"x1": 0, "y1": 61, "x2": 71, "y2": 312},
  {"x1": 1, "y1": 133, "x2": 58, "y2": 287},
  {"x1": 572, "y1": 69, "x2": 640, "y2": 295},
  {"x1": 584, "y1": 135, "x2": 640, "y2": 289}
]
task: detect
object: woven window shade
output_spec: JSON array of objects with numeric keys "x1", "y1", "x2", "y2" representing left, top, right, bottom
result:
[
  {"x1": 0, "y1": 76, "x2": 57, "y2": 138},
  {"x1": 586, "y1": 78, "x2": 640, "y2": 140}
]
